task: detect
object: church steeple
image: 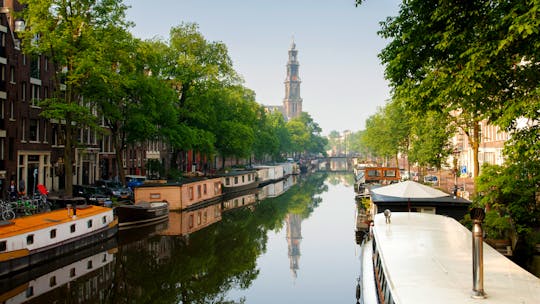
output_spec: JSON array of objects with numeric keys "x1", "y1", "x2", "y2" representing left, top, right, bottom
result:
[{"x1": 283, "y1": 39, "x2": 302, "y2": 121}]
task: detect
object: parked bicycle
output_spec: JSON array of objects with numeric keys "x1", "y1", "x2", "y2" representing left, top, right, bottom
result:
[{"x1": 0, "y1": 199, "x2": 16, "y2": 220}]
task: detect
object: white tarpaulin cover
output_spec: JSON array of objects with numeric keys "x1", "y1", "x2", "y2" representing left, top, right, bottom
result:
[{"x1": 370, "y1": 180, "x2": 449, "y2": 199}]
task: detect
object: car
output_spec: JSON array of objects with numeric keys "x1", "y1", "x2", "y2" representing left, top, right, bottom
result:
[
  {"x1": 72, "y1": 185, "x2": 112, "y2": 206},
  {"x1": 95, "y1": 179, "x2": 132, "y2": 200},
  {"x1": 125, "y1": 175, "x2": 147, "y2": 190},
  {"x1": 423, "y1": 175, "x2": 439, "y2": 185}
]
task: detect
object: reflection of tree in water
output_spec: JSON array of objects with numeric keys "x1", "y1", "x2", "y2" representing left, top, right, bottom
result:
[{"x1": 108, "y1": 172, "x2": 328, "y2": 304}]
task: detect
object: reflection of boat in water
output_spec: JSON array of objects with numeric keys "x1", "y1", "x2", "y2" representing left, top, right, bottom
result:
[
  {"x1": 115, "y1": 201, "x2": 169, "y2": 230},
  {"x1": 159, "y1": 203, "x2": 222, "y2": 237},
  {"x1": 118, "y1": 220, "x2": 169, "y2": 246},
  {"x1": 0, "y1": 205, "x2": 117, "y2": 277},
  {"x1": 358, "y1": 212, "x2": 540, "y2": 304},
  {"x1": 0, "y1": 236, "x2": 117, "y2": 303},
  {"x1": 258, "y1": 175, "x2": 297, "y2": 200},
  {"x1": 222, "y1": 188, "x2": 258, "y2": 212}
]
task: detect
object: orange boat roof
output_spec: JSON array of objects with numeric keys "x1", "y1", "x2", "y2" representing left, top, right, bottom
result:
[{"x1": 0, "y1": 205, "x2": 112, "y2": 239}]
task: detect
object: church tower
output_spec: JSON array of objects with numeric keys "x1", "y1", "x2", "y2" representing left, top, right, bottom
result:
[{"x1": 283, "y1": 39, "x2": 302, "y2": 121}]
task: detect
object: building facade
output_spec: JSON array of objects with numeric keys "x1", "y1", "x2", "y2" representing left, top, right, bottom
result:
[{"x1": 0, "y1": 1, "x2": 169, "y2": 198}]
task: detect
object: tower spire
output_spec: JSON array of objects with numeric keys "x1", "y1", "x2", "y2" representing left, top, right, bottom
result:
[{"x1": 283, "y1": 39, "x2": 302, "y2": 121}]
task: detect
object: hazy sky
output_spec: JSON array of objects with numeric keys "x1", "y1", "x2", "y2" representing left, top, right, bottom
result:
[{"x1": 124, "y1": 0, "x2": 401, "y2": 135}]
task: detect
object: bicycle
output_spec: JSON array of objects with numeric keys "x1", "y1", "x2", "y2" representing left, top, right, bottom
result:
[{"x1": 0, "y1": 199, "x2": 16, "y2": 220}]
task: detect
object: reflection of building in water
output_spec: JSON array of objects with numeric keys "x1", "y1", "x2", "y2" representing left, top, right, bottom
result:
[
  {"x1": 222, "y1": 191, "x2": 257, "y2": 212},
  {"x1": 3, "y1": 249, "x2": 116, "y2": 303},
  {"x1": 286, "y1": 213, "x2": 303, "y2": 279},
  {"x1": 160, "y1": 203, "x2": 222, "y2": 237},
  {"x1": 258, "y1": 175, "x2": 298, "y2": 200}
]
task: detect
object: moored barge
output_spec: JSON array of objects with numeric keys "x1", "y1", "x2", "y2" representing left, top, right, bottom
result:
[
  {"x1": 115, "y1": 201, "x2": 169, "y2": 230},
  {"x1": 0, "y1": 205, "x2": 117, "y2": 277}
]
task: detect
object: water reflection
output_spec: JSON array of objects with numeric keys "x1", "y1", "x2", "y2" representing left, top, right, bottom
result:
[
  {"x1": 107, "y1": 173, "x2": 326, "y2": 303},
  {"x1": 1, "y1": 173, "x2": 333, "y2": 303},
  {"x1": 0, "y1": 237, "x2": 117, "y2": 304}
]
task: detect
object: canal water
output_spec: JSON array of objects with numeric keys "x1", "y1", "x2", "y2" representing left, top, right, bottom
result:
[{"x1": 1, "y1": 172, "x2": 362, "y2": 304}]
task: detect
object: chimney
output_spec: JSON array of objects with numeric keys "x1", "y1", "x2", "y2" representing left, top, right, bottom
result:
[{"x1": 470, "y1": 208, "x2": 487, "y2": 299}]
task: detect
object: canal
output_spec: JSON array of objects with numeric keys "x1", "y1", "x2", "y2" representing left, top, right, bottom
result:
[{"x1": 1, "y1": 172, "x2": 362, "y2": 303}]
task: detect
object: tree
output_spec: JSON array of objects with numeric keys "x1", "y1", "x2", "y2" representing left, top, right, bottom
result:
[
  {"x1": 372, "y1": 0, "x2": 540, "y2": 187},
  {"x1": 19, "y1": 0, "x2": 131, "y2": 195},
  {"x1": 287, "y1": 113, "x2": 327, "y2": 158},
  {"x1": 164, "y1": 23, "x2": 239, "y2": 169}
]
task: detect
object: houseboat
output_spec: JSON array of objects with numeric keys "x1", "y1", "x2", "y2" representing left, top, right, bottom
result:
[
  {"x1": 0, "y1": 205, "x2": 118, "y2": 277},
  {"x1": 253, "y1": 165, "x2": 285, "y2": 187},
  {"x1": 214, "y1": 170, "x2": 258, "y2": 194},
  {"x1": 355, "y1": 167, "x2": 401, "y2": 193},
  {"x1": 133, "y1": 177, "x2": 222, "y2": 211},
  {"x1": 358, "y1": 212, "x2": 540, "y2": 304},
  {"x1": 115, "y1": 201, "x2": 169, "y2": 230}
]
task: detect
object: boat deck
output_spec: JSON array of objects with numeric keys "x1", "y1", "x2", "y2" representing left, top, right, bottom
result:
[
  {"x1": 0, "y1": 206, "x2": 111, "y2": 238},
  {"x1": 373, "y1": 213, "x2": 540, "y2": 304},
  {"x1": 361, "y1": 239, "x2": 378, "y2": 304}
]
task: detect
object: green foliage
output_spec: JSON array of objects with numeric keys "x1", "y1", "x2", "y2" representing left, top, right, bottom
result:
[
  {"x1": 286, "y1": 113, "x2": 327, "y2": 157},
  {"x1": 476, "y1": 163, "x2": 539, "y2": 237}
]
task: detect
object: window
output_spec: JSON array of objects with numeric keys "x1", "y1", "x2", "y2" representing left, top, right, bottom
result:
[
  {"x1": 21, "y1": 119, "x2": 25, "y2": 141},
  {"x1": 87, "y1": 260, "x2": 93, "y2": 269},
  {"x1": 43, "y1": 123, "x2": 47, "y2": 143},
  {"x1": 102, "y1": 254, "x2": 107, "y2": 262},
  {"x1": 9, "y1": 100, "x2": 13, "y2": 119},
  {"x1": 87, "y1": 220, "x2": 93, "y2": 228},
  {"x1": 49, "y1": 276, "x2": 57, "y2": 287},
  {"x1": 70, "y1": 268, "x2": 76, "y2": 277},
  {"x1": 197, "y1": 185, "x2": 201, "y2": 198},
  {"x1": 50, "y1": 229, "x2": 56, "y2": 239},
  {"x1": 225, "y1": 177, "x2": 230, "y2": 186},
  {"x1": 203, "y1": 184, "x2": 207, "y2": 195},
  {"x1": 197, "y1": 212, "x2": 201, "y2": 225},
  {"x1": 70, "y1": 224, "x2": 76, "y2": 233},
  {"x1": 31, "y1": 84, "x2": 40, "y2": 106},
  {"x1": 21, "y1": 81, "x2": 26, "y2": 101},
  {"x1": 234, "y1": 177, "x2": 238, "y2": 184},
  {"x1": 102, "y1": 216, "x2": 106, "y2": 224},
  {"x1": 26, "y1": 286, "x2": 34, "y2": 298},
  {"x1": 27, "y1": 234, "x2": 34, "y2": 245},
  {"x1": 188, "y1": 214, "x2": 194, "y2": 228},
  {"x1": 214, "y1": 182, "x2": 220, "y2": 194},
  {"x1": 29, "y1": 119, "x2": 38, "y2": 142},
  {"x1": 9, "y1": 66, "x2": 14, "y2": 83},
  {"x1": 242, "y1": 176, "x2": 245, "y2": 183},
  {"x1": 189, "y1": 187, "x2": 194, "y2": 200},
  {"x1": 0, "y1": 241, "x2": 6, "y2": 252}
]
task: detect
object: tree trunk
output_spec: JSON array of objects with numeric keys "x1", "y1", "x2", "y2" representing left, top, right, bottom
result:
[
  {"x1": 64, "y1": 120, "x2": 74, "y2": 197},
  {"x1": 471, "y1": 122, "x2": 481, "y2": 193},
  {"x1": 114, "y1": 136, "x2": 125, "y2": 185}
]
